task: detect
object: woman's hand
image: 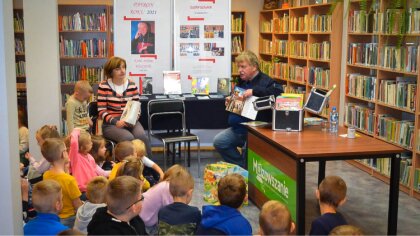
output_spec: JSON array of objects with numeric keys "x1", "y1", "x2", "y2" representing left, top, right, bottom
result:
[{"x1": 116, "y1": 120, "x2": 126, "y2": 128}]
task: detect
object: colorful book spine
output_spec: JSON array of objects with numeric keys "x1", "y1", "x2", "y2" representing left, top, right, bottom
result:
[
  {"x1": 232, "y1": 36, "x2": 243, "y2": 54},
  {"x1": 260, "y1": 21, "x2": 272, "y2": 33},
  {"x1": 59, "y1": 36, "x2": 107, "y2": 58},
  {"x1": 310, "y1": 14, "x2": 332, "y2": 32},
  {"x1": 289, "y1": 65, "x2": 307, "y2": 83},
  {"x1": 58, "y1": 11, "x2": 107, "y2": 31},
  {"x1": 380, "y1": 44, "x2": 418, "y2": 73},
  {"x1": 260, "y1": 39, "x2": 272, "y2": 54},
  {"x1": 376, "y1": 114, "x2": 415, "y2": 149},
  {"x1": 273, "y1": 61, "x2": 289, "y2": 80},
  {"x1": 309, "y1": 41, "x2": 330, "y2": 61},
  {"x1": 272, "y1": 14, "x2": 289, "y2": 33},
  {"x1": 344, "y1": 103, "x2": 375, "y2": 134},
  {"x1": 378, "y1": 77, "x2": 417, "y2": 110},
  {"x1": 274, "y1": 39, "x2": 288, "y2": 56},
  {"x1": 15, "y1": 38, "x2": 25, "y2": 54},
  {"x1": 13, "y1": 13, "x2": 24, "y2": 31},
  {"x1": 60, "y1": 65, "x2": 104, "y2": 84},
  {"x1": 16, "y1": 61, "x2": 25, "y2": 77},
  {"x1": 347, "y1": 73, "x2": 376, "y2": 101},
  {"x1": 348, "y1": 43, "x2": 378, "y2": 66},
  {"x1": 309, "y1": 67, "x2": 330, "y2": 89},
  {"x1": 289, "y1": 40, "x2": 307, "y2": 58},
  {"x1": 260, "y1": 60, "x2": 273, "y2": 77},
  {"x1": 290, "y1": 14, "x2": 309, "y2": 32},
  {"x1": 231, "y1": 14, "x2": 243, "y2": 32}
]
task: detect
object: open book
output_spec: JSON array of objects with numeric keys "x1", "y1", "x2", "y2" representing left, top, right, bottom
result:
[
  {"x1": 226, "y1": 87, "x2": 258, "y2": 120},
  {"x1": 121, "y1": 100, "x2": 141, "y2": 126}
]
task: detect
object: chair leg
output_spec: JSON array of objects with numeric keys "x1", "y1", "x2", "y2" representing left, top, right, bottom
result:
[
  {"x1": 187, "y1": 141, "x2": 191, "y2": 167},
  {"x1": 184, "y1": 142, "x2": 187, "y2": 167}
]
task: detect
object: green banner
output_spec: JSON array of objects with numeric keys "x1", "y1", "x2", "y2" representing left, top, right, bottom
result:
[{"x1": 248, "y1": 149, "x2": 297, "y2": 221}]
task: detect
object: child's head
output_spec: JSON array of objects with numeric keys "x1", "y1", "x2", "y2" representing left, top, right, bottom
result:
[
  {"x1": 32, "y1": 179, "x2": 62, "y2": 214},
  {"x1": 74, "y1": 80, "x2": 93, "y2": 101},
  {"x1": 217, "y1": 173, "x2": 247, "y2": 209},
  {"x1": 41, "y1": 138, "x2": 68, "y2": 164},
  {"x1": 106, "y1": 176, "x2": 143, "y2": 217},
  {"x1": 132, "y1": 139, "x2": 146, "y2": 158},
  {"x1": 90, "y1": 135, "x2": 107, "y2": 164},
  {"x1": 116, "y1": 155, "x2": 144, "y2": 182},
  {"x1": 114, "y1": 141, "x2": 135, "y2": 162},
  {"x1": 36, "y1": 125, "x2": 60, "y2": 146},
  {"x1": 317, "y1": 176, "x2": 347, "y2": 208},
  {"x1": 169, "y1": 166, "x2": 194, "y2": 203},
  {"x1": 161, "y1": 164, "x2": 184, "y2": 182},
  {"x1": 87, "y1": 176, "x2": 108, "y2": 204},
  {"x1": 329, "y1": 225, "x2": 363, "y2": 235},
  {"x1": 78, "y1": 129, "x2": 93, "y2": 154},
  {"x1": 259, "y1": 200, "x2": 294, "y2": 235}
]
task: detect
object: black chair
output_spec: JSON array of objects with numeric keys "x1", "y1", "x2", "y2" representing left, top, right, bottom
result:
[
  {"x1": 147, "y1": 99, "x2": 200, "y2": 176},
  {"x1": 87, "y1": 101, "x2": 116, "y2": 161}
]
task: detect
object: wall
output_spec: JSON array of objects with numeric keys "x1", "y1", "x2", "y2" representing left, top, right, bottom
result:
[
  {"x1": 0, "y1": 0, "x2": 23, "y2": 234},
  {"x1": 232, "y1": 0, "x2": 263, "y2": 53},
  {"x1": 24, "y1": 0, "x2": 62, "y2": 160}
]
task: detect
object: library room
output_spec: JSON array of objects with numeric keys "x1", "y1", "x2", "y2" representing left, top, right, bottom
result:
[{"x1": 1, "y1": 0, "x2": 420, "y2": 235}]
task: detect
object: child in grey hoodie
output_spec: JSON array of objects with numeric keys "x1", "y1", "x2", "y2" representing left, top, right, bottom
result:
[{"x1": 74, "y1": 176, "x2": 108, "y2": 233}]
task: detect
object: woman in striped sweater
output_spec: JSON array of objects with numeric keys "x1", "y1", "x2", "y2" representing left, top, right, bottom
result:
[{"x1": 97, "y1": 56, "x2": 152, "y2": 157}]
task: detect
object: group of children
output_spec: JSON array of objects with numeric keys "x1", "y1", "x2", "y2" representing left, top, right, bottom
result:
[{"x1": 19, "y1": 81, "x2": 364, "y2": 235}]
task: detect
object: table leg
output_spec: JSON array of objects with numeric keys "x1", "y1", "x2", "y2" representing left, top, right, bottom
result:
[
  {"x1": 297, "y1": 159, "x2": 306, "y2": 235},
  {"x1": 387, "y1": 154, "x2": 400, "y2": 235},
  {"x1": 318, "y1": 160, "x2": 326, "y2": 186}
]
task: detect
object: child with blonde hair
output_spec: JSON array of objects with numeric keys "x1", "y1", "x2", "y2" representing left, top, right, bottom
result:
[
  {"x1": 25, "y1": 125, "x2": 61, "y2": 183},
  {"x1": 74, "y1": 176, "x2": 108, "y2": 233},
  {"x1": 140, "y1": 164, "x2": 186, "y2": 234},
  {"x1": 132, "y1": 139, "x2": 164, "y2": 185},
  {"x1": 23, "y1": 179, "x2": 68, "y2": 235},
  {"x1": 66, "y1": 80, "x2": 93, "y2": 133},
  {"x1": 158, "y1": 166, "x2": 201, "y2": 235},
  {"x1": 259, "y1": 200, "x2": 295, "y2": 235},
  {"x1": 41, "y1": 138, "x2": 82, "y2": 228}
]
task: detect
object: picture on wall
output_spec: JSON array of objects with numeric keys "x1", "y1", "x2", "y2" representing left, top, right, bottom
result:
[
  {"x1": 180, "y1": 25, "x2": 200, "y2": 38},
  {"x1": 204, "y1": 43, "x2": 224, "y2": 56},
  {"x1": 204, "y1": 25, "x2": 224, "y2": 38},
  {"x1": 191, "y1": 77, "x2": 210, "y2": 95},
  {"x1": 140, "y1": 77, "x2": 153, "y2": 95},
  {"x1": 180, "y1": 43, "x2": 200, "y2": 56},
  {"x1": 131, "y1": 21, "x2": 155, "y2": 54}
]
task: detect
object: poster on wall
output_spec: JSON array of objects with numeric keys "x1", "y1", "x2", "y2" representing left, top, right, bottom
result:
[
  {"x1": 174, "y1": 0, "x2": 231, "y2": 93},
  {"x1": 114, "y1": 0, "x2": 172, "y2": 94}
]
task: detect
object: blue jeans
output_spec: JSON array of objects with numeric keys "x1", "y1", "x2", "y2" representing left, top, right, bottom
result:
[{"x1": 213, "y1": 128, "x2": 247, "y2": 167}]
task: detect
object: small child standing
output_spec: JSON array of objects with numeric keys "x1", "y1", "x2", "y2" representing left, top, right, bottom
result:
[
  {"x1": 25, "y1": 125, "x2": 61, "y2": 183},
  {"x1": 41, "y1": 138, "x2": 83, "y2": 228},
  {"x1": 158, "y1": 166, "x2": 201, "y2": 235},
  {"x1": 196, "y1": 173, "x2": 252, "y2": 235},
  {"x1": 259, "y1": 200, "x2": 295, "y2": 235},
  {"x1": 74, "y1": 176, "x2": 108, "y2": 233},
  {"x1": 132, "y1": 139, "x2": 164, "y2": 186},
  {"x1": 68, "y1": 129, "x2": 100, "y2": 196},
  {"x1": 23, "y1": 179, "x2": 68, "y2": 235},
  {"x1": 309, "y1": 176, "x2": 348, "y2": 235},
  {"x1": 65, "y1": 80, "x2": 93, "y2": 133},
  {"x1": 87, "y1": 176, "x2": 146, "y2": 235}
]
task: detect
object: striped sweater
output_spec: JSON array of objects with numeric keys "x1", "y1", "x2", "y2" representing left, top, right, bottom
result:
[{"x1": 97, "y1": 79, "x2": 140, "y2": 125}]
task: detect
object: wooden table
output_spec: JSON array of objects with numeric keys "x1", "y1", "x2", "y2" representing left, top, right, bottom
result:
[{"x1": 247, "y1": 125, "x2": 404, "y2": 235}]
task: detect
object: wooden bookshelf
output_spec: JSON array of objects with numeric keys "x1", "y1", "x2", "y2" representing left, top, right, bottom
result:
[
  {"x1": 13, "y1": 8, "x2": 27, "y2": 106},
  {"x1": 258, "y1": 2, "x2": 343, "y2": 119},
  {"x1": 344, "y1": 0, "x2": 420, "y2": 200},
  {"x1": 231, "y1": 11, "x2": 246, "y2": 82}
]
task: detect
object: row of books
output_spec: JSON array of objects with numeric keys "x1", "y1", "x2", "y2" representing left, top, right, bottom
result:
[
  {"x1": 378, "y1": 77, "x2": 416, "y2": 111},
  {"x1": 413, "y1": 168, "x2": 420, "y2": 191},
  {"x1": 58, "y1": 12, "x2": 107, "y2": 31},
  {"x1": 231, "y1": 14, "x2": 244, "y2": 32},
  {"x1": 273, "y1": 61, "x2": 288, "y2": 79},
  {"x1": 260, "y1": 60, "x2": 273, "y2": 77},
  {"x1": 377, "y1": 114, "x2": 415, "y2": 149},
  {"x1": 283, "y1": 85, "x2": 306, "y2": 98},
  {"x1": 59, "y1": 36, "x2": 107, "y2": 58},
  {"x1": 344, "y1": 103, "x2": 375, "y2": 134},
  {"x1": 381, "y1": 44, "x2": 418, "y2": 73},
  {"x1": 16, "y1": 61, "x2": 25, "y2": 77},
  {"x1": 309, "y1": 14, "x2": 331, "y2": 32},
  {"x1": 308, "y1": 41, "x2": 330, "y2": 61},
  {"x1": 232, "y1": 36, "x2": 243, "y2": 54},
  {"x1": 60, "y1": 65, "x2": 104, "y2": 84},
  {"x1": 290, "y1": 15, "x2": 309, "y2": 33},
  {"x1": 289, "y1": 40, "x2": 307, "y2": 58},
  {"x1": 231, "y1": 62, "x2": 238, "y2": 74},
  {"x1": 308, "y1": 67, "x2": 330, "y2": 89},
  {"x1": 274, "y1": 40, "x2": 288, "y2": 56},
  {"x1": 260, "y1": 21, "x2": 272, "y2": 33},
  {"x1": 347, "y1": 43, "x2": 378, "y2": 66},
  {"x1": 260, "y1": 39, "x2": 272, "y2": 54},
  {"x1": 15, "y1": 38, "x2": 24, "y2": 54},
  {"x1": 13, "y1": 13, "x2": 24, "y2": 32},
  {"x1": 349, "y1": 8, "x2": 420, "y2": 34},
  {"x1": 289, "y1": 64, "x2": 306, "y2": 83},
  {"x1": 272, "y1": 14, "x2": 289, "y2": 33},
  {"x1": 347, "y1": 74, "x2": 376, "y2": 101}
]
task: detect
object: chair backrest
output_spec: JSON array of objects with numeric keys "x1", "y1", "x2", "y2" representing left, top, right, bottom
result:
[
  {"x1": 87, "y1": 101, "x2": 99, "y2": 135},
  {"x1": 147, "y1": 99, "x2": 186, "y2": 136}
]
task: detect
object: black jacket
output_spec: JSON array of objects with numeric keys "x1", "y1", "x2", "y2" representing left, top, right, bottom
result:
[{"x1": 87, "y1": 207, "x2": 147, "y2": 235}]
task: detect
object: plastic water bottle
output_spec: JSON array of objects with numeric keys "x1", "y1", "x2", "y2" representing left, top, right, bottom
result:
[{"x1": 329, "y1": 106, "x2": 338, "y2": 134}]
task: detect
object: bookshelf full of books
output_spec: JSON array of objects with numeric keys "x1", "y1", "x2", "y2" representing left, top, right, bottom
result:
[
  {"x1": 13, "y1": 8, "x2": 27, "y2": 106},
  {"x1": 58, "y1": 4, "x2": 113, "y2": 108},
  {"x1": 344, "y1": 0, "x2": 420, "y2": 200},
  {"x1": 231, "y1": 11, "x2": 246, "y2": 82},
  {"x1": 258, "y1": 1, "x2": 343, "y2": 119}
]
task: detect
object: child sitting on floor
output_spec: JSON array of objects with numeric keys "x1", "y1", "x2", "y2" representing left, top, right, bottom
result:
[
  {"x1": 132, "y1": 139, "x2": 164, "y2": 186},
  {"x1": 259, "y1": 200, "x2": 295, "y2": 235}
]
